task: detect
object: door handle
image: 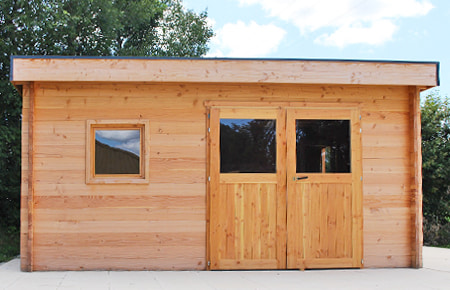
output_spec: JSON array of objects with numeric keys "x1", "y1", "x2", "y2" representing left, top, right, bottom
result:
[{"x1": 294, "y1": 176, "x2": 308, "y2": 181}]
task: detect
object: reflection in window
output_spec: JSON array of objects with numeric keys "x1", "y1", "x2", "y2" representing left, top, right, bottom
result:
[
  {"x1": 220, "y1": 119, "x2": 276, "y2": 173},
  {"x1": 95, "y1": 130, "x2": 140, "y2": 174},
  {"x1": 296, "y1": 120, "x2": 350, "y2": 173}
]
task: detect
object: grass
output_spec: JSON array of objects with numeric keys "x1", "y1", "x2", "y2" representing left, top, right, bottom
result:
[{"x1": 0, "y1": 225, "x2": 20, "y2": 263}]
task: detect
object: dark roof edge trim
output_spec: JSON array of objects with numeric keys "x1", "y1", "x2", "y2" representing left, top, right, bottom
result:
[
  {"x1": 10, "y1": 55, "x2": 440, "y2": 66},
  {"x1": 436, "y1": 62, "x2": 441, "y2": 86},
  {"x1": 9, "y1": 55, "x2": 13, "y2": 82}
]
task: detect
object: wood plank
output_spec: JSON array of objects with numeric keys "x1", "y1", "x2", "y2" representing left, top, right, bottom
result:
[
  {"x1": 364, "y1": 172, "x2": 410, "y2": 184},
  {"x1": 34, "y1": 208, "x2": 205, "y2": 222},
  {"x1": 364, "y1": 230, "x2": 411, "y2": 245},
  {"x1": 220, "y1": 174, "x2": 277, "y2": 183},
  {"x1": 34, "y1": 220, "x2": 206, "y2": 234},
  {"x1": 34, "y1": 245, "x2": 205, "y2": 261},
  {"x1": 351, "y1": 108, "x2": 363, "y2": 268},
  {"x1": 410, "y1": 86, "x2": 423, "y2": 268},
  {"x1": 303, "y1": 258, "x2": 354, "y2": 268},
  {"x1": 363, "y1": 183, "x2": 409, "y2": 196},
  {"x1": 362, "y1": 122, "x2": 409, "y2": 135},
  {"x1": 294, "y1": 174, "x2": 352, "y2": 184},
  {"x1": 362, "y1": 111, "x2": 409, "y2": 123},
  {"x1": 225, "y1": 185, "x2": 235, "y2": 259},
  {"x1": 363, "y1": 146, "x2": 409, "y2": 159},
  {"x1": 286, "y1": 108, "x2": 298, "y2": 268},
  {"x1": 363, "y1": 195, "x2": 411, "y2": 208},
  {"x1": 335, "y1": 185, "x2": 345, "y2": 257},
  {"x1": 34, "y1": 256, "x2": 206, "y2": 271},
  {"x1": 216, "y1": 259, "x2": 278, "y2": 270},
  {"x1": 363, "y1": 135, "x2": 409, "y2": 147},
  {"x1": 289, "y1": 108, "x2": 353, "y2": 120},
  {"x1": 219, "y1": 108, "x2": 278, "y2": 119},
  {"x1": 275, "y1": 108, "x2": 287, "y2": 268},
  {"x1": 20, "y1": 83, "x2": 32, "y2": 271},
  {"x1": 34, "y1": 195, "x2": 205, "y2": 209},
  {"x1": 363, "y1": 207, "x2": 411, "y2": 218},
  {"x1": 363, "y1": 255, "x2": 411, "y2": 268},
  {"x1": 363, "y1": 158, "x2": 409, "y2": 173},
  {"x1": 35, "y1": 107, "x2": 204, "y2": 122},
  {"x1": 36, "y1": 82, "x2": 411, "y2": 108},
  {"x1": 208, "y1": 108, "x2": 220, "y2": 269},
  {"x1": 27, "y1": 82, "x2": 36, "y2": 272},
  {"x1": 34, "y1": 232, "x2": 205, "y2": 247},
  {"x1": 12, "y1": 57, "x2": 439, "y2": 86},
  {"x1": 33, "y1": 182, "x2": 204, "y2": 196},
  {"x1": 364, "y1": 243, "x2": 412, "y2": 256},
  {"x1": 36, "y1": 93, "x2": 204, "y2": 110}
]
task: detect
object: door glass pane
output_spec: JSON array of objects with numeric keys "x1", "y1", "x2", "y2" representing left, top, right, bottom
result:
[
  {"x1": 296, "y1": 120, "x2": 350, "y2": 173},
  {"x1": 220, "y1": 119, "x2": 276, "y2": 173},
  {"x1": 95, "y1": 129, "x2": 140, "y2": 174}
]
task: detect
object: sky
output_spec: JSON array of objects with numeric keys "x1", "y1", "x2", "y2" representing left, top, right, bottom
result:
[
  {"x1": 184, "y1": 0, "x2": 449, "y2": 98},
  {"x1": 96, "y1": 130, "x2": 140, "y2": 156}
]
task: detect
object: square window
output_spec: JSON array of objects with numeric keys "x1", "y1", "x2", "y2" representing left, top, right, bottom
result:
[
  {"x1": 86, "y1": 120, "x2": 149, "y2": 184},
  {"x1": 296, "y1": 120, "x2": 350, "y2": 173},
  {"x1": 220, "y1": 119, "x2": 276, "y2": 173}
]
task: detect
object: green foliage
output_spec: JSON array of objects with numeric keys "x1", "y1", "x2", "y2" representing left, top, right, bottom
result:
[
  {"x1": 0, "y1": 224, "x2": 20, "y2": 262},
  {"x1": 0, "y1": 0, "x2": 213, "y2": 259},
  {"x1": 153, "y1": 0, "x2": 214, "y2": 57},
  {"x1": 421, "y1": 92, "x2": 450, "y2": 246}
]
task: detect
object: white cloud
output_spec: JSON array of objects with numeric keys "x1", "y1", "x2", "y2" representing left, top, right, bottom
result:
[
  {"x1": 117, "y1": 139, "x2": 141, "y2": 156},
  {"x1": 207, "y1": 21, "x2": 286, "y2": 57},
  {"x1": 238, "y1": 0, "x2": 433, "y2": 47},
  {"x1": 96, "y1": 130, "x2": 140, "y2": 156},
  {"x1": 315, "y1": 19, "x2": 397, "y2": 47},
  {"x1": 96, "y1": 130, "x2": 139, "y2": 142}
]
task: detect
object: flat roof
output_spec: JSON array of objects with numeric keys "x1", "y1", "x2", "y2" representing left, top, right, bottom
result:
[{"x1": 10, "y1": 56, "x2": 439, "y2": 87}]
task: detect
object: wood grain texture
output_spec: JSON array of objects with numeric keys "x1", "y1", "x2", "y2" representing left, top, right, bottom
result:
[
  {"x1": 410, "y1": 86, "x2": 423, "y2": 268},
  {"x1": 208, "y1": 107, "x2": 286, "y2": 270},
  {"x1": 20, "y1": 83, "x2": 32, "y2": 271},
  {"x1": 22, "y1": 80, "x2": 428, "y2": 270},
  {"x1": 11, "y1": 57, "x2": 439, "y2": 86},
  {"x1": 286, "y1": 107, "x2": 362, "y2": 270}
]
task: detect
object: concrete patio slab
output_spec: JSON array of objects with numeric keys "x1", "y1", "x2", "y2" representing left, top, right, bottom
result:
[{"x1": 1, "y1": 247, "x2": 449, "y2": 290}]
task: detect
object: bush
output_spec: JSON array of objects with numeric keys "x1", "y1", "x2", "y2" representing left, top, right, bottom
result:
[
  {"x1": 421, "y1": 92, "x2": 450, "y2": 247},
  {"x1": 0, "y1": 224, "x2": 20, "y2": 263}
]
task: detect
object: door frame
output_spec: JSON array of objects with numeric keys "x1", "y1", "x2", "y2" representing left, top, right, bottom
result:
[{"x1": 205, "y1": 101, "x2": 363, "y2": 270}]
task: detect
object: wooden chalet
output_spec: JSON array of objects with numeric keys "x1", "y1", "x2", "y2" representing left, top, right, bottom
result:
[{"x1": 10, "y1": 56, "x2": 439, "y2": 271}]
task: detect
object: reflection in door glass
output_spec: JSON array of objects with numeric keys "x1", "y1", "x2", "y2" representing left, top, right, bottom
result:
[
  {"x1": 220, "y1": 119, "x2": 276, "y2": 173},
  {"x1": 296, "y1": 120, "x2": 350, "y2": 173}
]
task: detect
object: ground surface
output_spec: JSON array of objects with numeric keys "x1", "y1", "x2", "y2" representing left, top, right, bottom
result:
[{"x1": 0, "y1": 247, "x2": 449, "y2": 289}]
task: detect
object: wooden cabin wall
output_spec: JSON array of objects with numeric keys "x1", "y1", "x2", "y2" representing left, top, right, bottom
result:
[{"x1": 28, "y1": 81, "x2": 414, "y2": 270}]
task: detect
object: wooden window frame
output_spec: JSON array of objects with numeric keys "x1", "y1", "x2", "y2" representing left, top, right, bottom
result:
[{"x1": 86, "y1": 120, "x2": 150, "y2": 184}]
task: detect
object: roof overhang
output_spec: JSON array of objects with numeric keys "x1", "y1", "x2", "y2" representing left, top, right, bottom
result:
[{"x1": 10, "y1": 56, "x2": 440, "y2": 88}]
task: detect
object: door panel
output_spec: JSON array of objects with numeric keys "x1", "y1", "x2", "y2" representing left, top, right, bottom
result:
[
  {"x1": 286, "y1": 108, "x2": 362, "y2": 269},
  {"x1": 208, "y1": 105, "x2": 362, "y2": 270},
  {"x1": 208, "y1": 108, "x2": 286, "y2": 270}
]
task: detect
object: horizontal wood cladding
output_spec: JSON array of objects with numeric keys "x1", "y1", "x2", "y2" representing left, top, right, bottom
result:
[
  {"x1": 12, "y1": 57, "x2": 438, "y2": 86},
  {"x1": 30, "y1": 82, "x2": 414, "y2": 270}
]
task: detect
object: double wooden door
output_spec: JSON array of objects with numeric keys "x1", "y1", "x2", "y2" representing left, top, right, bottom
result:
[{"x1": 207, "y1": 104, "x2": 362, "y2": 270}]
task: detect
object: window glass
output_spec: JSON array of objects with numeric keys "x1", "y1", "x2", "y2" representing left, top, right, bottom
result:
[
  {"x1": 220, "y1": 119, "x2": 276, "y2": 173},
  {"x1": 296, "y1": 120, "x2": 350, "y2": 173},
  {"x1": 95, "y1": 129, "x2": 140, "y2": 174}
]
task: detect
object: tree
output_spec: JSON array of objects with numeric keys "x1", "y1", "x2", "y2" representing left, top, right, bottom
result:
[
  {"x1": 421, "y1": 92, "x2": 450, "y2": 246},
  {"x1": 0, "y1": 0, "x2": 213, "y2": 253}
]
